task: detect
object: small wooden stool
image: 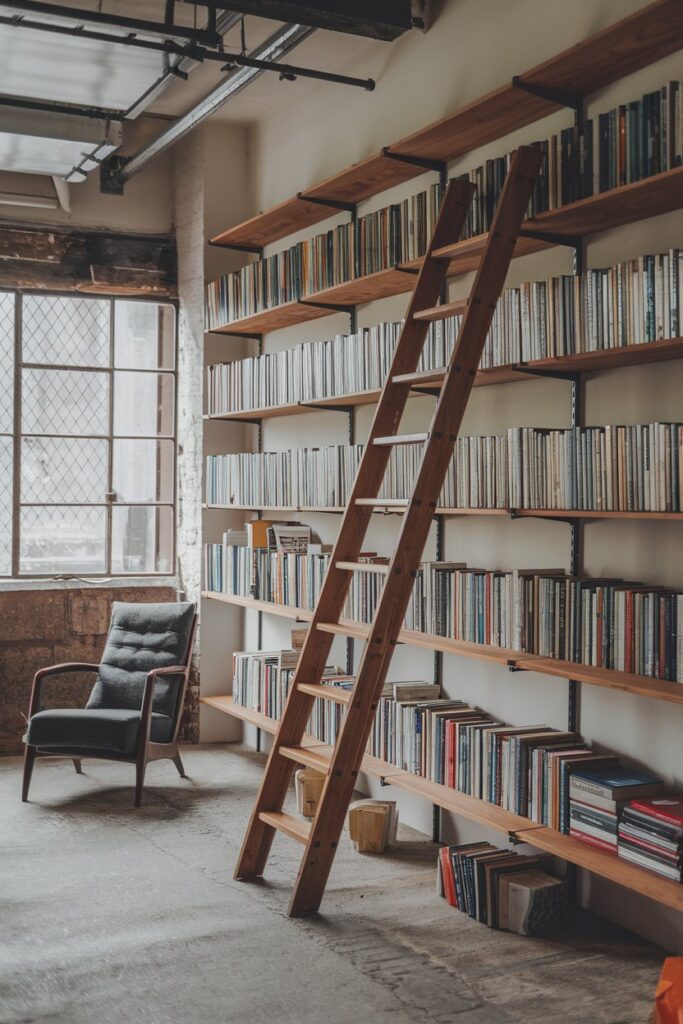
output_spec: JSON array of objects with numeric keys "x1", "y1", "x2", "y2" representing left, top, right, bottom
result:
[{"x1": 348, "y1": 799, "x2": 398, "y2": 854}]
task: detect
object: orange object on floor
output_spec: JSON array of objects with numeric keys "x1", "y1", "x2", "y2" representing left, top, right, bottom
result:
[{"x1": 655, "y1": 959, "x2": 683, "y2": 1024}]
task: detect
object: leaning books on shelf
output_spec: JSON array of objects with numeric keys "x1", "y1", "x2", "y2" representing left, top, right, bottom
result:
[
  {"x1": 568, "y1": 765, "x2": 665, "y2": 853},
  {"x1": 617, "y1": 796, "x2": 683, "y2": 881},
  {"x1": 206, "y1": 248, "x2": 683, "y2": 414},
  {"x1": 437, "y1": 842, "x2": 569, "y2": 934},
  {"x1": 205, "y1": 79, "x2": 682, "y2": 328},
  {"x1": 206, "y1": 532, "x2": 683, "y2": 682},
  {"x1": 206, "y1": 420, "x2": 683, "y2": 512}
]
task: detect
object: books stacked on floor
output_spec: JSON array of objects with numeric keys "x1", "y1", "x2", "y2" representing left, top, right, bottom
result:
[
  {"x1": 205, "y1": 78, "x2": 682, "y2": 327},
  {"x1": 206, "y1": 248, "x2": 682, "y2": 410},
  {"x1": 618, "y1": 796, "x2": 683, "y2": 880},
  {"x1": 437, "y1": 843, "x2": 569, "y2": 934},
  {"x1": 569, "y1": 766, "x2": 664, "y2": 854},
  {"x1": 206, "y1": 421, "x2": 683, "y2": 513},
  {"x1": 205, "y1": 529, "x2": 683, "y2": 681}
]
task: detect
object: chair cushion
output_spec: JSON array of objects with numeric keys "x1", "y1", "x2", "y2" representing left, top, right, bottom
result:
[
  {"x1": 87, "y1": 601, "x2": 195, "y2": 720},
  {"x1": 27, "y1": 707, "x2": 174, "y2": 753}
]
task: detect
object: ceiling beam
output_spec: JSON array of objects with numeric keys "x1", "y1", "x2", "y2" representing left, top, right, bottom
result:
[
  {"x1": 181, "y1": 1, "x2": 419, "y2": 40},
  {"x1": 0, "y1": 105, "x2": 122, "y2": 147}
]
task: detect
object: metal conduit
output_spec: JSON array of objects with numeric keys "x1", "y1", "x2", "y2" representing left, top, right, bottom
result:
[{"x1": 119, "y1": 22, "x2": 314, "y2": 182}]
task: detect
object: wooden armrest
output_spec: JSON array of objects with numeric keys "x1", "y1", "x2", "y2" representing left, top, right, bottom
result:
[
  {"x1": 139, "y1": 665, "x2": 189, "y2": 736},
  {"x1": 28, "y1": 663, "x2": 100, "y2": 717}
]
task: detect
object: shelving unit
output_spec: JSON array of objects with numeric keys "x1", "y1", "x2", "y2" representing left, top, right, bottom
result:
[
  {"x1": 200, "y1": 695, "x2": 683, "y2": 913},
  {"x1": 209, "y1": 0, "x2": 683, "y2": 253},
  {"x1": 204, "y1": 336, "x2": 683, "y2": 423},
  {"x1": 202, "y1": 0, "x2": 683, "y2": 919},
  {"x1": 201, "y1": 591, "x2": 683, "y2": 707},
  {"x1": 207, "y1": 169, "x2": 683, "y2": 337}
]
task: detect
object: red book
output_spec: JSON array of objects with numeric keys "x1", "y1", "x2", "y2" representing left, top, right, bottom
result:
[
  {"x1": 629, "y1": 796, "x2": 683, "y2": 828},
  {"x1": 439, "y1": 846, "x2": 457, "y2": 907},
  {"x1": 569, "y1": 826, "x2": 617, "y2": 854},
  {"x1": 618, "y1": 831, "x2": 680, "y2": 863}
]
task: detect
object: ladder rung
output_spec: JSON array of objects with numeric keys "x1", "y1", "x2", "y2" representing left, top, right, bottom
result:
[
  {"x1": 393, "y1": 369, "x2": 446, "y2": 387},
  {"x1": 412, "y1": 297, "x2": 468, "y2": 322},
  {"x1": 258, "y1": 811, "x2": 311, "y2": 844},
  {"x1": 279, "y1": 745, "x2": 331, "y2": 773},
  {"x1": 317, "y1": 620, "x2": 371, "y2": 641},
  {"x1": 297, "y1": 682, "x2": 352, "y2": 704},
  {"x1": 355, "y1": 498, "x2": 409, "y2": 507},
  {"x1": 336, "y1": 560, "x2": 389, "y2": 574},
  {"x1": 374, "y1": 432, "x2": 428, "y2": 447}
]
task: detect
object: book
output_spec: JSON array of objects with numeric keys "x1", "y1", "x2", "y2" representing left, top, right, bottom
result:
[
  {"x1": 570, "y1": 766, "x2": 664, "y2": 802},
  {"x1": 500, "y1": 871, "x2": 570, "y2": 936}
]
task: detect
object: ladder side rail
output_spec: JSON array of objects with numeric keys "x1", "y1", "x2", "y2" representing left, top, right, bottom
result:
[
  {"x1": 234, "y1": 179, "x2": 475, "y2": 881},
  {"x1": 288, "y1": 145, "x2": 543, "y2": 916}
]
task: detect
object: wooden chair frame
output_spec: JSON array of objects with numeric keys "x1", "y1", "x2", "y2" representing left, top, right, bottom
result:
[{"x1": 22, "y1": 614, "x2": 198, "y2": 807}]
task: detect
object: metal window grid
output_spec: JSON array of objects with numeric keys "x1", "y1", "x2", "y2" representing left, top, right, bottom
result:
[{"x1": 1, "y1": 291, "x2": 178, "y2": 579}]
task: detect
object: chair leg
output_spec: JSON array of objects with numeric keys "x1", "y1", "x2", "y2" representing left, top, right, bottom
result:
[
  {"x1": 73, "y1": 758, "x2": 83, "y2": 775},
  {"x1": 22, "y1": 746, "x2": 37, "y2": 803},
  {"x1": 135, "y1": 758, "x2": 146, "y2": 807},
  {"x1": 172, "y1": 752, "x2": 186, "y2": 778}
]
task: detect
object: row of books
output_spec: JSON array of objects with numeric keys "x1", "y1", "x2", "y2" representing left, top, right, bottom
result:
[
  {"x1": 437, "y1": 843, "x2": 569, "y2": 934},
  {"x1": 206, "y1": 532, "x2": 683, "y2": 681},
  {"x1": 206, "y1": 422, "x2": 683, "y2": 513},
  {"x1": 205, "y1": 80, "x2": 682, "y2": 327},
  {"x1": 206, "y1": 249, "x2": 683, "y2": 412},
  {"x1": 230, "y1": 650, "x2": 680, "y2": 881},
  {"x1": 232, "y1": 648, "x2": 351, "y2": 744}
]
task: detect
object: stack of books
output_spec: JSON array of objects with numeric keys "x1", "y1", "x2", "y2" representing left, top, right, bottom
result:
[
  {"x1": 437, "y1": 843, "x2": 569, "y2": 934},
  {"x1": 618, "y1": 796, "x2": 683, "y2": 880},
  {"x1": 569, "y1": 765, "x2": 664, "y2": 853}
]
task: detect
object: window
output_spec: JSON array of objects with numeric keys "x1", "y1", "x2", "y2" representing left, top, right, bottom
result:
[{"x1": 0, "y1": 293, "x2": 176, "y2": 578}]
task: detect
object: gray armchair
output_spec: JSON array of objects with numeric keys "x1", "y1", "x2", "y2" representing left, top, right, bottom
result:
[{"x1": 23, "y1": 601, "x2": 197, "y2": 807}]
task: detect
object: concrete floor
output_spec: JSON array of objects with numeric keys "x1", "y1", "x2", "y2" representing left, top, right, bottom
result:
[{"x1": 0, "y1": 744, "x2": 665, "y2": 1024}]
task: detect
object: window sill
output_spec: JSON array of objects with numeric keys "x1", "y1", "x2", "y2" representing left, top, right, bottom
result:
[{"x1": 0, "y1": 576, "x2": 180, "y2": 593}]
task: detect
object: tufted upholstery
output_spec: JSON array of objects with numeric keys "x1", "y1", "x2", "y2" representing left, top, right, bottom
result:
[
  {"x1": 27, "y1": 707, "x2": 174, "y2": 753},
  {"x1": 87, "y1": 602, "x2": 195, "y2": 721}
]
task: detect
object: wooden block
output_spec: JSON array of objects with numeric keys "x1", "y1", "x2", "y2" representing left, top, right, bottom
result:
[
  {"x1": 291, "y1": 628, "x2": 308, "y2": 652},
  {"x1": 348, "y1": 799, "x2": 398, "y2": 854},
  {"x1": 295, "y1": 768, "x2": 325, "y2": 819}
]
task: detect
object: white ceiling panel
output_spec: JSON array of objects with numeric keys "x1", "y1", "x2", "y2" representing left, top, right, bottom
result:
[
  {"x1": 0, "y1": 9, "x2": 167, "y2": 111},
  {"x1": 0, "y1": 131, "x2": 115, "y2": 176}
]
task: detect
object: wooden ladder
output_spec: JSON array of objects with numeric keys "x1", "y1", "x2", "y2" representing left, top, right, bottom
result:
[{"x1": 234, "y1": 144, "x2": 543, "y2": 917}]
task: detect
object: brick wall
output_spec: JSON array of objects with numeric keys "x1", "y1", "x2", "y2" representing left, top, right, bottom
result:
[{"x1": 0, "y1": 584, "x2": 200, "y2": 755}]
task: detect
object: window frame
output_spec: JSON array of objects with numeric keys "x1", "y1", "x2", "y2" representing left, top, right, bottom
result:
[{"x1": 3, "y1": 290, "x2": 178, "y2": 580}]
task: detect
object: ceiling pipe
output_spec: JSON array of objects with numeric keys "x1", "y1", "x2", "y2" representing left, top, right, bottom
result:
[
  {"x1": 124, "y1": 10, "x2": 246, "y2": 120},
  {"x1": 106, "y1": 22, "x2": 315, "y2": 187}
]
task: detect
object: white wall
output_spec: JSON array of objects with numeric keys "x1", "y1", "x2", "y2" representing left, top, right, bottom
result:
[{"x1": 203, "y1": 0, "x2": 683, "y2": 949}]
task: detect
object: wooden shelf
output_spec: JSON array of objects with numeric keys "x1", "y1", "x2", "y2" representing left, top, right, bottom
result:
[
  {"x1": 201, "y1": 591, "x2": 683, "y2": 706},
  {"x1": 203, "y1": 504, "x2": 683, "y2": 522},
  {"x1": 209, "y1": 0, "x2": 683, "y2": 251},
  {"x1": 434, "y1": 168, "x2": 683, "y2": 271},
  {"x1": 208, "y1": 168, "x2": 683, "y2": 337},
  {"x1": 200, "y1": 695, "x2": 683, "y2": 912},
  {"x1": 204, "y1": 336, "x2": 683, "y2": 424},
  {"x1": 208, "y1": 300, "x2": 333, "y2": 337}
]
